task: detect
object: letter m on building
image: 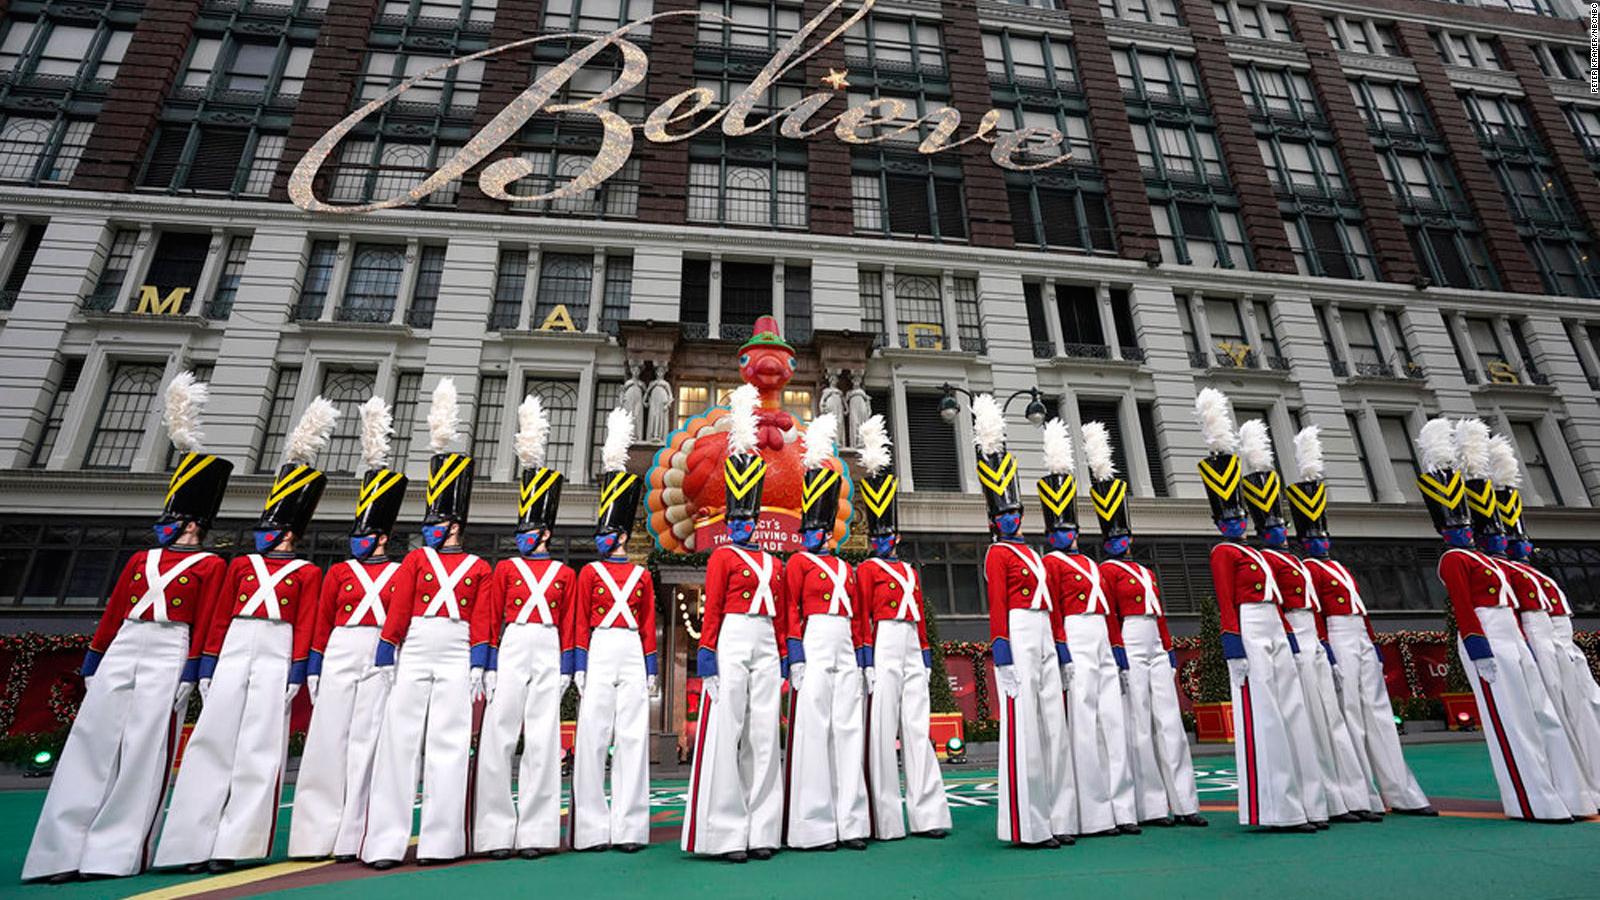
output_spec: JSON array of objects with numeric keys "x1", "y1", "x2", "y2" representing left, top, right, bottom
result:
[{"x1": 135, "y1": 285, "x2": 191, "y2": 315}]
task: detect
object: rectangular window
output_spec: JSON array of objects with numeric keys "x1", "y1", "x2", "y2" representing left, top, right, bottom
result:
[
  {"x1": 523, "y1": 377, "x2": 580, "y2": 474},
  {"x1": 1511, "y1": 420, "x2": 1562, "y2": 505},
  {"x1": 601, "y1": 255, "x2": 633, "y2": 333},
  {"x1": 86, "y1": 228, "x2": 139, "y2": 312},
  {"x1": 1345, "y1": 413, "x2": 1378, "y2": 502},
  {"x1": 1025, "y1": 282, "x2": 1052, "y2": 358},
  {"x1": 1252, "y1": 300, "x2": 1282, "y2": 363},
  {"x1": 1377, "y1": 414, "x2": 1421, "y2": 502},
  {"x1": 329, "y1": 139, "x2": 463, "y2": 208},
  {"x1": 1343, "y1": 307, "x2": 1382, "y2": 370},
  {"x1": 470, "y1": 375, "x2": 508, "y2": 476},
  {"x1": 852, "y1": 166, "x2": 966, "y2": 240},
  {"x1": 1077, "y1": 397, "x2": 1129, "y2": 482},
  {"x1": 489, "y1": 247, "x2": 529, "y2": 330},
  {"x1": 894, "y1": 272, "x2": 945, "y2": 349},
  {"x1": 84, "y1": 362, "x2": 164, "y2": 470},
  {"x1": 681, "y1": 258, "x2": 710, "y2": 327},
  {"x1": 1465, "y1": 316, "x2": 1507, "y2": 372},
  {"x1": 1007, "y1": 182, "x2": 1114, "y2": 252},
  {"x1": 534, "y1": 252, "x2": 593, "y2": 328},
  {"x1": 358, "y1": 50, "x2": 483, "y2": 112},
  {"x1": 589, "y1": 379, "x2": 623, "y2": 478},
  {"x1": 338, "y1": 243, "x2": 405, "y2": 323},
  {"x1": 320, "y1": 369, "x2": 378, "y2": 473},
  {"x1": 1, "y1": 220, "x2": 46, "y2": 310},
  {"x1": 904, "y1": 392, "x2": 962, "y2": 491},
  {"x1": 1176, "y1": 297, "x2": 1202, "y2": 357},
  {"x1": 1054, "y1": 284, "x2": 1105, "y2": 350},
  {"x1": 722, "y1": 261, "x2": 774, "y2": 332},
  {"x1": 1154, "y1": 202, "x2": 1248, "y2": 269},
  {"x1": 0, "y1": 117, "x2": 90, "y2": 185},
  {"x1": 953, "y1": 276, "x2": 983, "y2": 353},
  {"x1": 687, "y1": 162, "x2": 807, "y2": 229},
  {"x1": 205, "y1": 234, "x2": 251, "y2": 320},
  {"x1": 407, "y1": 244, "x2": 447, "y2": 328},
  {"x1": 295, "y1": 240, "x2": 339, "y2": 320},
  {"x1": 859, "y1": 269, "x2": 885, "y2": 344},
  {"x1": 1137, "y1": 401, "x2": 1168, "y2": 497},
  {"x1": 508, "y1": 151, "x2": 638, "y2": 219},
  {"x1": 30, "y1": 358, "x2": 82, "y2": 467},
  {"x1": 785, "y1": 264, "x2": 812, "y2": 345},
  {"x1": 1383, "y1": 309, "x2": 1417, "y2": 370},
  {"x1": 390, "y1": 370, "x2": 422, "y2": 465},
  {"x1": 257, "y1": 367, "x2": 302, "y2": 472},
  {"x1": 133, "y1": 231, "x2": 211, "y2": 316}
]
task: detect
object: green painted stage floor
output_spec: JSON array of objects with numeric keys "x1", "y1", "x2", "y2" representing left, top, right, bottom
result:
[{"x1": 6, "y1": 743, "x2": 1598, "y2": 899}]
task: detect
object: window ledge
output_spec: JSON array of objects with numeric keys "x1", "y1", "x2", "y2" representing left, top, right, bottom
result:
[
  {"x1": 77, "y1": 310, "x2": 213, "y2": 329},
  {"x1": 294, "y1": 319, "x2": 411, "y2": 336},
  {"x1": 493, "y1": 328, "x2": 612, "y2": 345},
  {"x1": 876, "y1": 346, "x2": 984, "y2": 362}
]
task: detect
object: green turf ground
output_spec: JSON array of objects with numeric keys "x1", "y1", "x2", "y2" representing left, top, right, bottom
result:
[{"x1": 6, "y1": 743, "x2": 1598, "y2": 899}]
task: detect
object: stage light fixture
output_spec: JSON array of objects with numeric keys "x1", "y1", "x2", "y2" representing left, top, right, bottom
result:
[
  {"x1": 946, "y1": 737, "x2": 966, "y2": 764},
  {"x1": 26, "y1": 749, "x2": 55, "y2": 777}
]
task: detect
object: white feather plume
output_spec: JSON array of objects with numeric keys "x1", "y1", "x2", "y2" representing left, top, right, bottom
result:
[
  {"x1": 284, "y1": 396, "x2": 339, "y2": 466},
  {"x1": 1081, "y1": 421, "x2": 1116, "y2": 481},
  {"x1": 515, "y1": 394, "x2": 551, "y2": 470},
  {"x1": 859, "y1": 415, "x2": 892, "y2": 477},
  {"x1": 358, "y1": 396, "x2": 393, "y2": 474},
  {"x1": 801, "y1": 413, "x2": 838, "y2": 469},
  {"x1": 1415, "y1": 418, "x2": 1456, "y2": 474},
  {"x1": 1193, "y1": 388, "x2": 1239, "y2": 454},
  {"x1": 1455, "y1": 418, "x2": 1493, "y2": 479},
  {"x1": 602, "y1": 407, "x2": 633, "y2": 473},
  {"x1": 163, "y1": 370, "x2": 209, "y2": 454},
  {"x1": 1238, "y1": 420, "x2": 1274, "y2": 474},
  {"x1": 972, "y1": 394, "x2": 1007, "y2": 456},
  {"x1": 1041, "y1": 418, "x2": 1074, "y2": 476},
  {"x1": 1293, "y1": 426, "x2": 1324, "y2": 482},
  {"x1": 726, "y1": 383, "x2": 760, "y2": 456},
  {"x1": 1487, "y1": 434, "x2": 1521, "y2": 488},
  {"x1": 427, "y1": 377, "x2": 459, "y2": 454}
]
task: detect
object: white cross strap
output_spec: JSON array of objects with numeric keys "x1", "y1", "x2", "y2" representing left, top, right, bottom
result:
[
  {"x1": 1104, "y1": 559, "x2": 1161, "y2": 617},
  {"x1": 998, "y1": 542, "x2": 1050, "y2": 611},
  {"x1": 509, "y1": 558, "x2": 563, "y2": 625},
  {"x1": 801, "y1": 552, "x2": 853, "y2": 617},
  {"x1": 128, "y1": 549, "x2": 215, "y2": 622},
  {"x1": 1050, "y1": 551, "x2": 1108, "y2": 614},
  {"x1": 1265, "y1": 549, "x2": 1320, "y2": 612},
  {"x1": 239, "y1": 555, "x2": 309, "y2": 619},
  {"x1": 1236, "y1": 544, "x2": 1283, "y2": 606},
  {"x1": 345, "y1": 560, "x2": 399, "y2": 626},
  {"x1": 868, "y1": 558, "x2": 920, "y2": 622},
  {"x1": 1310, "y1": 559, "x2": 1365, "y2": 616},
  {"x1": 594, "y1": 562, "x2": 644, "y2": 629},
  {"x1": 1505, "y1": 559, "x2": 1554, "y2": 612},
  {"x1": 421, "y1": 547, "x2": 480, "y2": 619},
  {"x1": 729, "y1": 546, "x2": 777, "y2": 617},
  {"x1": 1442, "y1": 548, "x2": 1514, "y2": 609}
]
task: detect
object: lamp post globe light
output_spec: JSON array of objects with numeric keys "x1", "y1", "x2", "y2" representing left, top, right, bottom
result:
[{"x1": 937, "y1": 383, "x2": 1049, "y2": 427}]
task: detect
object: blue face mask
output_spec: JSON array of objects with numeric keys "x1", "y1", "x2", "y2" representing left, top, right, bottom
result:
[
  {"x1": 1104, "y1": 535, "x2": 1132, "y2": 557},
  {"x1": 1263, "y1": 525, "x2": 1287, "y2": 547},
  {"x1": 1509, "y1": 539, "x2": 1533, "y2": 561},
  {"x1": 994, "y1": 512, "x2": 1022, "y2": 537},
  {"x1": 1477, "y1": 532, "x2": 1508, "y2": 556},
  {"x1": 421, "y1": 523, "x2": 450, "y2": 549},
  {"x1": 1302, "y1": 536, "x2": 1331, "y2": 558},
  {"x1": 1046, "y1": 528, "x2": 1077, "y2": 551},
  {"x1": 870, "y1": 535, "x2": 897, "y2": 557},
  {"x1": 1442, "y1": 525, "x2": 1474, "y2": 548},
  {"x1": 595, "y1": 532, "x2": 622, "y2": 557},
  {"x1": 254, "y1": 529, "x2": 285, "y2": 553},
  {"x1": 515, "y1": 530, "x2": 545, "y2": 556},
  {"x1": 153, "y1": 520, "x2": 184, "y2": 547},
  {"x1": 802, "y1": 528, "x2": 827, "y2": 553},
  {"x1": 727, "y1": 517, "x2": 756, "y2": 545},
  {"x1": 1217, "y1": 517, "x2": 1247, "y2": 540},
  {"x1": 349, "y1": 534, "x2": 377, "y2": 560}
]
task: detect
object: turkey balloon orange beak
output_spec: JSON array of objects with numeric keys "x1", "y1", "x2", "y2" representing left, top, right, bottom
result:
[{"x1": 742, "y1": 349, "x2": 794, "y2": 394}]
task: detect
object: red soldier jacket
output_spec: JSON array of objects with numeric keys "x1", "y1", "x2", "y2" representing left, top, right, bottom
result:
[
  {"x1": 1209, "y1": 542, "x2": 1299, "y2": 660},
  {"x1": 203, "y1": 552, "x2": 324, "y2": 684},
  {"x1": 1101, "y1": 558, "x2": 1176, "y2": 667},
  {"x1": 856, "y1": 556, "x2": 932, "y2": 669},
  {"x1": 1302, "y1": 557, "x2": 1383, "y2": 646},
  {"x1": 84, "y1": 546, "x2": 229, "y2": 683},
  {"x1": 784, "y1": 552, "x2": 867, "y2": 666},
  {"x1": 984, "y1": 540, "x2": 1069, "y2": 668},
  {"x1": 572, "y1": 558, "x2": 658, "y2": 676},
  {"x1": 1045, "y1": 550, "x2": 1125, "y2": 669},
  {"x1": 1497, "y1": 558, "x2": 1572, "y2": 617},
  {"x1": 699, "y1": 544, "x2": 787, "y2": 678},
  {"x1": 376, "y1": 546, "x2": 495, "y2": 669},
  {"x1": 482, "y1": 554, "x2": 577, "y2": 675},
  {"x1": 309, "y1": 557, "x2": 401, "y2": 678},
  {"x1": 1437, "y1": 547, "x2": 1516, "y2": 660}
]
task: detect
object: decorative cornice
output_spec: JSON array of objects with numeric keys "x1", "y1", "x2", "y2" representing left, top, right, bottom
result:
[
  {"x1": 1444, "y1": 65, "x2": 1524, "y2": 94},
  {"x1": 1221, "y1": 37, "x2": 1310, "y2": 67},
  {"x1": 1102, "y1": 19, "x2": 1194, "y2": 50},
  {"x1": 1336, "y1": 52, "x2": 1419, "y2": 79},
  {"x1": 974, "y1": 1, "x2": 1073, "y2": 33}
]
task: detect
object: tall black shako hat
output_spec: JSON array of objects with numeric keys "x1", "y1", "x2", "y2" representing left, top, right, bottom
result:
[
  {"x1": 799, "y1": 413, "x2": 843, "y2": 533},
  {"x1": 1237, "y1": 419, "x2": 1285, "y2": 535},
  {"x1": 1194, "y1": 388, "x2": 1246, "y2": 525},
  {"x1": 722, "y1": 384, "x2": 766, "y2": 522},
  {"x1": 351, "y1": 396, "x2": 408, "y2": 537},
  {"x1": 159, "y1": 371, "x2": 233, "y2": 529},
  {"x1": 1414, "y1": 418, "x2": 1470, "y2": 532},
  {"x1": 1456, "y1": 418, "x2": 1502, "y2": 538},
  {"x1": 1036, "y1": 418, "x2": 1078, "y2": 532},
  {"x1": 596, "y1": 406, "x2": 641, "y2": 536},
  {"x1": 858, "y1": 413, "x2": 898, "y2": 537},
  {"x1": 422, "y1": 378, "x2": 474, "y2": 526},
  {"x1": 259, "y1": 396, "x2": 337, "y2": 536},
  {"x1": 513, "y1": 393, "x2": 563, "y2": 534},
  {"x1": 1485, "y1": 432, "x2": 1528, "y2": 543},
  {"x1": 1082, "y1": 421, "x2": 1130, "y2": 539},
  {"x1": 1286, "y1": 426, "x2": 1329, "y2": 540},
  {"x1": 972, "y1": 394, "x2": 1022, "y2": 521}
]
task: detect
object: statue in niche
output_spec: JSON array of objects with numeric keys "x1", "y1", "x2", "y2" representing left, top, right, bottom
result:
[
  {"x1": 644, "y1": 360, "x2": 675, "y2": 444},
  {"x1": 819, "y1": 371, "x2": 844, "y2": 427},
  {"x1": 618, "y1": 359, "x2": 645, "y2": 441},
  {"x1": 844, "y1": 372, "x2": 871, "y2": 449}
]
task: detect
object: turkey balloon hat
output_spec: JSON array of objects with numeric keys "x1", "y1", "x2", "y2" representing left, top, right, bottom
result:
[
  {"x1": 722, "y1": 384, "x2": 767, "y2": 547},
  {"x1": 1287, "y1": 426, "x2": 1332, "y2": 559},
  {"x1": 858, "y1": 413, "x2": 898, "y2": 558},
  {"x1": 1193, "y1": 388, "x2": 1247, "y2": 541},
  {"x1": 421, "y1": 378, "x2": 476, "y2": 550},
  {"x1": 1486, "y1": 434, "x2": 1532, "y2": 561},
  {"x1": 1414, "y1": 417, "x2": 1472, "y2": 548},
  {"x1": 1036, "y1": 417, "x2": 1079, "y2": 553},
  {"x1": 799, "y1": 412, "x2": 844, "y2": 554},
  {"x1": 255, "y1": 396, "x2": 338, "y2": 553},
  {"x1": 349, "y1": 396, "x2": 408, "y2": 562},
  {"x1": 155, "y1": 370, "x2": 234, "y2": 548},
  {"x1": 597, "y1": 406, "x2": 643, "y2": 558},
  {"x1": 514, "y1": 393, "x2": 563, "y2": 558},
  {"x1": 973, "y1": 394, "x2": 1024, "y2": 540},
  {"x1": 1238, "y1": 419, "x2": 1288, "y2": 549},
  {"x1": 1083, "y1": 421, "x2": 1132, "y2": 558},
  {"x1": 1456, "y1": 419, "x2": 1507, "y2": 558}
]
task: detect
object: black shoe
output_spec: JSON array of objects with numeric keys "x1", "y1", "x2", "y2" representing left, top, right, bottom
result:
[
  {"x1": 1142, "y1": 816, "x2": 1176, "y2": 827},
  {"x1": 1311, "y1": 820, "x2": 1329, "y2": 831},
  {"x1": 722, "y1": 851, "x2": 748, "y2": 863},
  {"x1": 1534, "y1": 816, "x2": 1577, "y2": 824},
  {"x1": 206, "y1": 860, "x2": 235, "y2": 874},
  {"x1": 1117, "y1": 823, "x2": 1142, "y2": 835},
  {"x1": 913, "y1": 828, "x2": 949, "y2": 839},
  {"x1": 1392, "y1": 805, "x2": 1439, "y2": 817},
  {"x1": 334, "y1": 855, "x2": 357, "y2": 863},
  {"x1": 617, "y1": 843, "x2": 647, "y2": 853},
  {"x1": 819, "y1": 842, "x2": 838, "y2": 851},
  {"x1": 519, "y1": 848, "x2": 546, "y2": 859},
  {"x1": 750, "y1": 847, "x2": 774, "y2": 860},
  {"x1": 368, "y1": 859, "x2": 400, "y2": 870},
  {"x1": 183, "y1": 864, "x2": 208, "y2": 874},
  {"x1": 1175, "y1": 813, "x2": 1209, "y2": 827},
  {"x1": 44, "y1": 872, "x2": 77, "y2": 884},
  {"x1": 578, "y1": 844, "x2": 610, "y2": 852},
  {"x1": 842, "y1": 839, "x2": 868, "y2": 850},
  {"x1": 1356, "y1": 811, "x2": 1384, "y2": 823},
  {"x1": 487, "y1": 849, "x2": 512, "y2": 860},
  {"x1": 1052, "y1": 834, "x2": 1076, "y2": 846},
  {"x1": 1270, "y1": 823, "x2": 1319, "y2": 834},
  {"x1": 1085, "y1": 828, "x2": 1120, "y2": 838},
  {"x1": 1329, "y1": 813, "x2": 1362, "y2": 824}
]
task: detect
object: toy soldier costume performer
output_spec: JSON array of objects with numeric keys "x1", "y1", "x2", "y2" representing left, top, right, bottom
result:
[
  {"x1": 1421, "y1": 418, "x2": 1592, "y2": 821},
  {"x1": 289, "y1": 397, "x2": 408, "y2": 860},
  {"x1": 1288, "y1": 426, "x2": 1433, "y2": 817},
  {"x1": 1195, "y1": 389, "x2": 1315, "y2": 832},
  {"x1": 1038, "y1": 418, "x2": 1137, "y2": 837},
  {"x1": 783, "y1": 414, "x2": 871, "y2": 850},
  {"x1": 1084, "y1": 422, "x2": 1205, "y2": 828},
  {"x1": 572, "y1": 407, "x2": 657, "y2": 851},
  {"x1": 977, "y1": 396, "x2": 1071, "y2": 848},
  {"x1": 24, "y1": 373, "x2": 232, "y2": 883},
  {"x1": 157, "y1": 398, "x2": 336, "y2": 870},
  {"x1": 1240, "y1": 420, "x2": 1372, "y2": 825},
  {"x1": 684, "y1": 385, "x2": 788, "y2": 861},
  {"x1": 363, "y1": 379, "x2": 496, "y2": 867},
  {"x1": 476, "y1": 395, "x2": 576, "y2": 858},
  {"x1": 856, "y1": 414, "x2": 952, "y2": 842}
]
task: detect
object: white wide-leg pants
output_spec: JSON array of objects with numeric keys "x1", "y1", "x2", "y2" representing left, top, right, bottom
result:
[
  {"x1": 785, "y1": 615, "x2": 869, "y2": 847},
  {"x1": 1520, "y1": 611, "x2": 1600, "y2": 804},
  {"x1": 1285, "y1": 608, "x2": 1373, "y2": 817},
  {"x1": 865, "y1": 619, "x2": 951, "y2": 840},
  {"x1": 474, "y1": 622, "x2": 564, "y2": 853},
  {"x1": 1324, "y1": 616, "x2": 1428, "y2": 811},
  {"x1": 1120, "y1": 616, "x2": 1199, "y2": 820},
  {"x1": 287, "y1": 625, "x2": 382, "y2": 858},
  {"x1": 1064, "y1": 614, "x2": 1136, "y2": 833},
  {"x1": 997, "y1": 608, "x2": 1067, "y2": 844},
  {"x1": 572, "y1": 628, "x2": 650, "y2": 849},
  {"x1": 1230, "y1": 604, "x2": 1312, "y2": 828}
]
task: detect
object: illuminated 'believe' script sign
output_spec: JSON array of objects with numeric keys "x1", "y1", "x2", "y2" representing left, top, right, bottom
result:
[{"x1": 288, "y1": 0, "x2": 1072, "y2": 214}]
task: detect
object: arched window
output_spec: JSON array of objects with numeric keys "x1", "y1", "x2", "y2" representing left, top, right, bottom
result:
[
  {"x1": 320, "y1": 370, "x2": 378, "y2": 473},
  {"x1": 85, "y1": 363, "x2": 164, "y2": 470}
]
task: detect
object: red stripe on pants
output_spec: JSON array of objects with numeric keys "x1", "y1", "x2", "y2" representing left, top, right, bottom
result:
[
  {"x1": 1480, "y1": 678, "x2": 1534, "y2": 819},
  {"x1": 1006, "y1": 695, "x2": 1021, "y2": 843},
  {"x1": 1240, "y1": 677, "x2": 1258, "y2": 826},
  {"x1": 684, "y1": 695, "x2": 714, "y2": 851}
]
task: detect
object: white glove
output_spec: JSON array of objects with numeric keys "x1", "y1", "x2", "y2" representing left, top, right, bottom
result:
[
  {"x1": 997, "y1": 664, "x2": 1021, "y2": 698},
  {"x1": 469, "y1": 667, "x2": 486, "y2": 702},
  {"x1": 199, "y1": 677, "x2": 212, "y2": 701},
  {"x1": 285, "y1": 683, "x2": 301, "y2": 706},
  {"x1": 647, "y1": 674, "x2": 660, "y2": 697},
  {"x1": 574, "y1": 670, "x2": 587, "y2": 696},
  {"x1": 701, "y1": 674, "x2": 718, "y2": 702},
  {"x1": 560, "y1": 673, "x2": 573, "y2": 695},
  {"x1": 172, "y1": 681, "x2": 193, "y2": 714},
  {"x1": 82, "y1": 675, "x2": 94, "y2": 692},
  {"x1": 1227, "y1": 658, "x2": 1249, "y2": 683},
  {"x1": 922, "y1": 665, "x2": 933, "y2": 684},
  {"x1": 485, "y1": 670, "x2": 498, "y2": 703},
  {"x1": 864, "y1": 667, "x2": 876, "y2": 695},
  {"x1": 1475, "y1": 658, "x2": 1498, "y2": 685},
  {"x1": 1564, "y1": 643, "x2": 1587, "y2": 664},
  {"x1": 1059, "y1": 662, "x2": 1074, "y2": 692},
  {"x1": 307, "y1": 675, "x2": 320, "y2": 704},
  {"x1": 790, "y1": 662, "x2": 806, "y2": 694}
]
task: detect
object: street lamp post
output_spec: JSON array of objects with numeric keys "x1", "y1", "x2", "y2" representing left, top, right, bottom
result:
[{"x1": 937, "y1": 382, "x2": 1049, "y2": 427}]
